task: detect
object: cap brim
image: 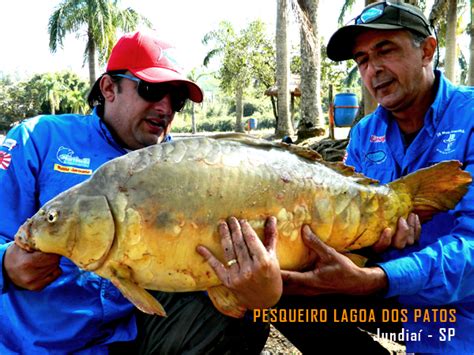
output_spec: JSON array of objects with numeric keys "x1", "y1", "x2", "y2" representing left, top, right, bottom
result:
[
  {"x1": 327, "y1": 24, "x2": 405, "y2": 62},
  {"x1": 131, "y1": 67, "x2": 204, "y2": 103}
]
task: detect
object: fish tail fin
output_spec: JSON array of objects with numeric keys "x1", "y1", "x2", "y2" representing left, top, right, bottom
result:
[
  {"x1": 388, "y1": 160, "x2": 471, "y2": 222},
  {"x1": 207, "y1": 285, "x2": 247, "y2": 318}
]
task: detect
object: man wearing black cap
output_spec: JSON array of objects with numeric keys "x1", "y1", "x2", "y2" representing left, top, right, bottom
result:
[
  {"x1": 271, "y1": 1, "x2": 474, "y2": 353},
  {"x1": 0, "y1": 31, "x2": 277, "y2": 354}
]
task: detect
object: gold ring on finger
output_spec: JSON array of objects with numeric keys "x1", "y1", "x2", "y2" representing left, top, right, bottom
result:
[{"x1": 227, "y1": 259, "x2": 238, "y2": 267}]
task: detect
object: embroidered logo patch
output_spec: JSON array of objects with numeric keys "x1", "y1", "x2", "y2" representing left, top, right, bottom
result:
[
  {"x1": 436, "y1": 130, "x2": 464, "y2": 155},
  {"x1": 56, "y1": 146, "x2": 91, "y2": 168},
  {"x1": 342, "y1": 150, "x2": 348, "y2": 164},
  {"x1": 370, "y1": 135, "x2": 386, "y2": 143},
  {"x1": 2, "y1": 138, "x2": 17, "y2": 151},
  {"x1": 365, "y1": 150, "x2": 387, "y2": 164},
  {"x1": 0, "y1": 151, "x2": 12, "y2": 170},
  {"x1": 54, "y1": 163, "x2": 92, "y2": 175}
]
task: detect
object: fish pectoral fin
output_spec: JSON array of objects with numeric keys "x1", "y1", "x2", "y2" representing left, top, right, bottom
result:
[
  {"x1": 342, "y1": 253, "x2": 368, "y2": 267},
  {"x1": 207, "y1": 285, "x2": 247, "y2": 318},
  {"x1": 110, "y1": 276, "x2": 166, "y2": 317}
]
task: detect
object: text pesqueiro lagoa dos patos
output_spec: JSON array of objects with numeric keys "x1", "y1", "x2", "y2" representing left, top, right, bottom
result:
[{"x1": 15, "y1": 134, "x2": 472, "y2": 318}]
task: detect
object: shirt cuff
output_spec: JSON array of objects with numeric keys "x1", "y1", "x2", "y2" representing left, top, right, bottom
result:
[
  {"x1": 0, "y1": 241, "x2": 13, "y2": 294},
  {"x1": 377, "y1": 256, "x2": 425, "y2": 298}
]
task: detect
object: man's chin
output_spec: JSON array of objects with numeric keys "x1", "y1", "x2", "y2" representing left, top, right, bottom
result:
[{"x1": 376, "y1": 93, "x2": 405, "y2": 112}]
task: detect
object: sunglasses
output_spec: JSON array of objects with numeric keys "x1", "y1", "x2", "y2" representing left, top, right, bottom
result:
[
  {"x1": 111, "y1": 73, "x2": 188, "y2": 112},
  {"x1": 355, "y1": 1, "x2": 431, "y2": 33}
]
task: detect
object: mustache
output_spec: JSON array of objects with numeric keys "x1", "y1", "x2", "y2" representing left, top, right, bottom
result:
[{"x1": 371, "y1": 76, "x2": 394, "y2": 90}]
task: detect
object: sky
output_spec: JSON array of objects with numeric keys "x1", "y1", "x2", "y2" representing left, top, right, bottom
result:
[
  {"x1": 0, "y1": 0, "x2": 468, "y2": 81},
  {"x1": 0, "y1": 0, "x2": 361, "y2": 80}
]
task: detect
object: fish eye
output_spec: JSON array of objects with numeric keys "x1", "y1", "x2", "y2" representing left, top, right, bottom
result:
[{"x1": 47, "y1": 210, "x2": 59, "y2": 223}]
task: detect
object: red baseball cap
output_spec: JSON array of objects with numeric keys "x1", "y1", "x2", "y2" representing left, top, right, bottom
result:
[{"x1": 107, "y1": 31, "x2": 203, "y2": 103}]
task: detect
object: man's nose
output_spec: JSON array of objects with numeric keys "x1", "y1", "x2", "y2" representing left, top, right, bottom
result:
[
  {"x1": 151, "y1": 94, "x2": 173, "y2": 115},
  {"x1": 367, "y1": 55, "x2": 384, "y2": 75}
]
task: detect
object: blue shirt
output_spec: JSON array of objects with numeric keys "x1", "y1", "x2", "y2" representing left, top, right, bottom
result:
[
  {"x1": 345, "y1": 71, "x2": 474, "y2": 353},
  {"x1": 0, "y1": 110, "x2": 171, "y2": 354}
]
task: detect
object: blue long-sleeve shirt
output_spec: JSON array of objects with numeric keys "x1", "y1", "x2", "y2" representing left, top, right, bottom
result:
[
  {"x1": 0, "y1": 110, "x2": 171, "y2": 354},
  {"x1": 345, "y1": 71, "x2": 474, "y2": 353}
]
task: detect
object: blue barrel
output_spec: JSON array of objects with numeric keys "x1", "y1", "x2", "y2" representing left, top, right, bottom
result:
[
  {"x1": 334, "y1": 93, "x2": 359, "y2": 127},
  {"x1": 248, "y1": 118, "x2": 257, "y2": 129}
]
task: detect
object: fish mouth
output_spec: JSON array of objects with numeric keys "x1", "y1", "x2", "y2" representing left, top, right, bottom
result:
[{"x1": 14, "y1": 220, "x2": 36, "y2": 252}]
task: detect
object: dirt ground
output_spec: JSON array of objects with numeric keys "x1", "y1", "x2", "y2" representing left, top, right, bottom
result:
[{"x1": 261, "y1": 325, "x2": 405, "y2": 354}]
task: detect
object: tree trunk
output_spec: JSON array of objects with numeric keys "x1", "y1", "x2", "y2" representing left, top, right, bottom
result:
[
  {"x1": 235, "y1": 86, "x2": 244, "y2": 132},
  {"x1": 298, "y1": 0, "x2": 325, "y2": 140},
  {"x1": 361, "y1": 0, "x2": 378, "y2": 116},
  {"x1": 88, "y1": 31, "x2": 97, "y2": 86},
  {"x1": 469, "y1": 0, "x2": 474, "y2": 85},
  {"x1": 362, "y1": 86, "x2": 378, "y2": 115},
  {"x1": 275, "y1": 0, "x2": 294, "y2": 138},
  {"x1": 191, "y1": 102, "x2": 196, "y2": 134},
  {"x1": 445, "y1": 0, "x2": 457, "y2": 82}
]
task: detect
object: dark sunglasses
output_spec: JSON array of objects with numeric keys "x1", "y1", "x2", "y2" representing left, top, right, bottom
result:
[
  {"x1": 111, "y1": 73, "x2": 188, "y2": 112},
  {"x1": 355, "y1": 1, "x2": 431, "y2": 33}
]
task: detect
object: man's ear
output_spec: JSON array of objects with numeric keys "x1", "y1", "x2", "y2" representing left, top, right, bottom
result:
[
  {"x1": 100, "y1": 75, "x2": 116, "y2": 103},
  {"x1": 421, "y1": 36, "x2": 437, "y2": 66}
]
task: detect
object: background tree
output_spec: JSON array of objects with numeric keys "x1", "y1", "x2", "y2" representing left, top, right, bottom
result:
[
  {"x1": 203, "y1": 20, "x2": 275, "y2": 132},
  {"x1": 276, "y1": 0, "x2": 294, "y2": 137},
  {"x1": 48, "y1": 0, "x2": 151, "y2": 85},
  {"x1": 445, "y1": 0, "x2": 458, "y2": 80},
  {"x1": 0, "y1": 71, "x2": 89, "y2": 129},
  {"x1": 186, "y1": 68, "x2": 208, "y2": 134},
  {"x1": 291, "y1": 0, "x2": 325, "y2": 139}
]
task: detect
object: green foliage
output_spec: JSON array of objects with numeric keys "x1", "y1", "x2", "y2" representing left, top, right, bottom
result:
[
  {"x1": 171, "y1": 115, "x2": 275, "y2": 134},
  {"x1": 48, "y1": 0, "x2": 151, "y2": 82},
  {"x1": 0, "y1": 71, "x2": 89, "y2": 128},
  {"x1": 203, "y1": 20, "x2": 276, "y2": 99}
]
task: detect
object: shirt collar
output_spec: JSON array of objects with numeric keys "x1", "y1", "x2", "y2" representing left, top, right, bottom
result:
[{"x1": 375, "y1": 70, "x2": 450, "y2": 138}]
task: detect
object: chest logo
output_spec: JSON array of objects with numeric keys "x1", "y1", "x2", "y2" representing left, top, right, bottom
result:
[
  {"x1": 0, "y1": 151, "x2": 12, "y2": 170},
  {"x1": 436, "y1": 130, "x2": 464, "y2": 155},
  {"x1": 370, "y1": 135, "x2": 386, "y2": 143},
  {"x1": 365, "y1": 150, "x2": 387, "y2": 164},
  {"x1": 2, "y1": 138, "x2": 17, "y2": 151},
  {"x1": 56, "y1": 146, "x2": 91, "y2": 168}
]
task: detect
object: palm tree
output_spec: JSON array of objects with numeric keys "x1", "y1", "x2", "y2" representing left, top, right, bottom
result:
[
  {"x1": 292, "y1": 0, "x2": 325, "y2": 139},
  {"x1": 48, "y1": 0, "x2": 151, "y2": 85},
  {"x1": 186, "y1": 68, "x2": 208, "y2": 134},
  {"x1": 339, "y1": 0, "x2": 378, "y2": 116},
  {"x1": 276, "y1": 0, "x2": 294, "y2": 137},
  {"x1": 445, "y1": 0, "x2": 458, "y2": 81},
  {"x1": 203, "y1": 21, "x2": 275, "y2": 133}
]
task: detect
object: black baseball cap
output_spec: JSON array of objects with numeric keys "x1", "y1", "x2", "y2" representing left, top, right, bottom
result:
[{"x1": 327, "y1": 1, "x2": 433, "y2": 62}]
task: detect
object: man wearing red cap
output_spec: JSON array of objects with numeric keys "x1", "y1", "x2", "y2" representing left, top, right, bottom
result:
[{"x1": 0, "y1": 31, "x2": 274, "y2": 354}]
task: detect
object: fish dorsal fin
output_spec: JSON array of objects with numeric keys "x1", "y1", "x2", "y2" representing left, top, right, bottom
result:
[
  {"x1": 211, "y1": 132, "x2": 282, "y2": 150},
  {"x1": 211, "y1": 133, "x2": 323, "y2": 159},
  {"x1": 210, "y1": 133, "x2": 378, "y2": 185},
  {"x1": 322, "y1": 161, "x2": 379, "y2": 185}
]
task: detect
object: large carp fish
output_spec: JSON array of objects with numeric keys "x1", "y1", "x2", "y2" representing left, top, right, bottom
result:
[{"x1": 15, "y1": 134, "x2": 471, "y2": 318}]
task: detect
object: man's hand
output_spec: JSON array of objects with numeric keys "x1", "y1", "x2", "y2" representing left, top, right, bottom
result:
[
  {"x1": 197, "y1": 216, "x2": 282, "y2": 309},
  {"x1": 4, "y1": 243, "x2": 62, "y2": 291},
  {"x1": 372, "y1": 213, "x2": 421, "y2": 253},
  {"x1": 281, "y1": 225, "x2": 387, "y2": 296}
]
